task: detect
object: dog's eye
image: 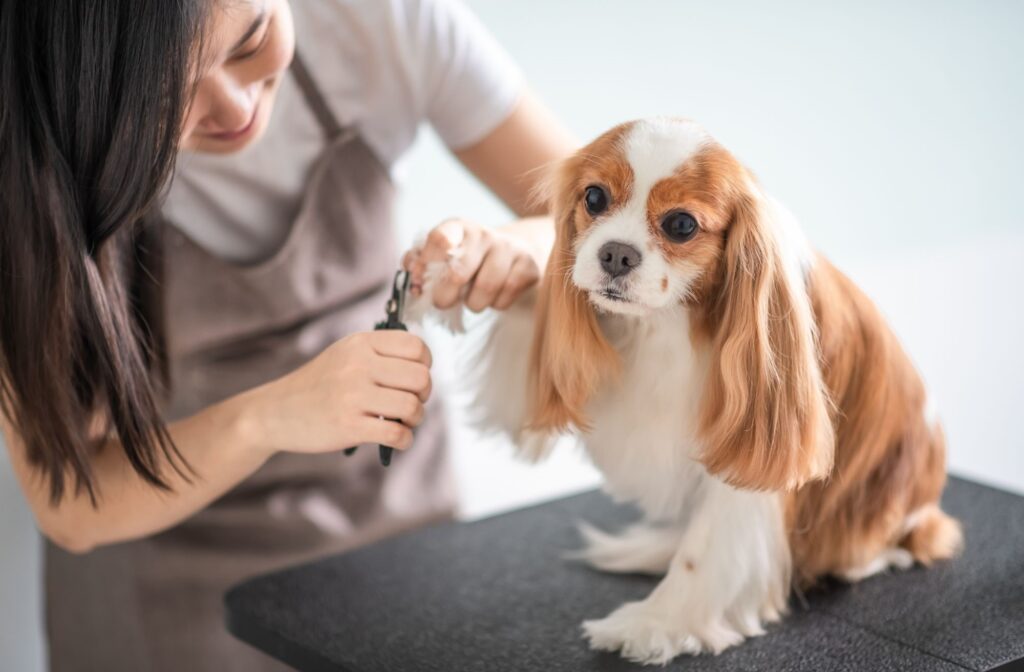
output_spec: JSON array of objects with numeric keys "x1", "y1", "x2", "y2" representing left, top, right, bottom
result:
[
  {"x1": 661, "y1": 211, "x2": 699, "y2": 242},
  {"x1": 584, "y1": 185, "x2": 609, "y2": 216}
]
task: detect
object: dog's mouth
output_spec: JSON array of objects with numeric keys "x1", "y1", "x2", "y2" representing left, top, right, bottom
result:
[
  {"x1": 600, "y1": 288, "x2": 629, "y2": 302},
  {"x1": 588, "y1": 286, "x2": 648, "y2": 316}
]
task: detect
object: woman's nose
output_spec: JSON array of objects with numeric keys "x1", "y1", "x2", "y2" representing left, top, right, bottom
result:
[{"x1": 198, "y1": 76, "x2": 258, "y2": 132}]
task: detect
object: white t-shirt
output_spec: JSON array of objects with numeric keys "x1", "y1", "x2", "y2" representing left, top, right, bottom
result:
[{"x1": 164, "y1": 0, "x2": 523, "y2": 263}]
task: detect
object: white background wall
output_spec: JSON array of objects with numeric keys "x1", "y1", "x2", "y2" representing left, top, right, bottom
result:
[{"x1": 3, "y1": 0, "x2": 1022, "y2": 668}]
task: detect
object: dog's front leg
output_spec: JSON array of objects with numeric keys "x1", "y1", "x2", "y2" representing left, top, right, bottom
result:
[
  {"x1": 406, "y1": 264, "x2": 556, "y2": 457},
  {"x1": 582, "y1": 481, "x2": 790, "y2": 665}
]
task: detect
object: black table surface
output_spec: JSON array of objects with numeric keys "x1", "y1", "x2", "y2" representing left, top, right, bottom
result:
[{"x1": 225, "y1": 476, "x2": 1024, "y2": 671}]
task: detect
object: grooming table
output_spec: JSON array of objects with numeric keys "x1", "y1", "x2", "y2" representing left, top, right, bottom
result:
[{"x1": 225, "y1": 476, "x2": 1024, "y2": 671}]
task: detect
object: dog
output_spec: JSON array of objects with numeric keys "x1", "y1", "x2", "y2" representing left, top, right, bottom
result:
[{"x1": 411, "y1": 118, "x2": 962, "y2": 665}]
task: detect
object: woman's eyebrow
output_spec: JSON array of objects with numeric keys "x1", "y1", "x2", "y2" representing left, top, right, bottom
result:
[{"x1": 229, "y1": 9, "x2": 268, "y2": 53}]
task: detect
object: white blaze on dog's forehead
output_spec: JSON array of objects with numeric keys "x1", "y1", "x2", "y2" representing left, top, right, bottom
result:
[
  {"x1": 570, "y1": 119, "x2": 711, "y2": 312},
  {"x1": 622, "y1": 119, "x2": 710, "y2": 197}
]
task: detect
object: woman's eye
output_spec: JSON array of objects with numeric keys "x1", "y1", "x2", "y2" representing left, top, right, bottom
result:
[
  {"x1": 584, "y1": 185, "x2": 609, "y2": 216},
  {"x1": 661, "y1": 211, "x2": 699, "y2": 242},
  {"x1": 233, "y1": 20, "x2": 272, "y2": 61}
]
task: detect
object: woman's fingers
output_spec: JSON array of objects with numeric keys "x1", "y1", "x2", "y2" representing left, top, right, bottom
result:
[
  {"x1": 356, "y1": 416, "x2": 415, "y2": 451},
  {"x1": 373, "y1": 357, "x2": 432, "y2": 402},
  {"x1": 363, "y1": 387, "x2": 425, "y2": 429},
  {"x1": 428, "y1": 224, "x2": 483, "y2": 311},
  {"x1": 369, "y1": 331, "x2": 432, "y2": 367},
  {"x1": 466, "y1": 243, "x2": 514, "y2": 312},
  {"x1": 405, "y1": 219, "x2": 542, "y2": 311},
  {"x1": 493, "y1": 254, "x2": 538, "y2": 309},
  {"x1": 422, "y1": 218, "x2": 466, "y2": 256},
  {"x1": 407, "y1": 219, "x2": 462, "y2": 294}
]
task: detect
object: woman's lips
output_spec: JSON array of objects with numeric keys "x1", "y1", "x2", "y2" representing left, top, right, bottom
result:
[{"x1": 205, "y1": 104, "x2": 260, "y2": 142}]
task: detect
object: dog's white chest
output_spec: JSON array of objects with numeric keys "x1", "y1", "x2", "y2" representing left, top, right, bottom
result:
[{"x1": 583, "y1": 308, "x2": 710, "y2": 521}]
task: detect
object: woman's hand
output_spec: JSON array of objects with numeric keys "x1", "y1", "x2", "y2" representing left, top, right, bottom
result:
[
  {"x1": 2, "y1": 330, "x2": 433, "y2": 553},
  {"x1": 243, "y1": 331, "x2": 433, "y2": 458},
  {"x1": 403, "y1": 217, "x2": 553, "y2": 312}
]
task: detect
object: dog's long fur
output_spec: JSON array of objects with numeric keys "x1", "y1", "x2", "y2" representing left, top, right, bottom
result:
[{"x1": 412, "y1": 118, "x2": 961, "y2": 665}]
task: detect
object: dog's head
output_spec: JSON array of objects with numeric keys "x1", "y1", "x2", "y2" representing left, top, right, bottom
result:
[{"x1": 529, "y1": 118, "x2": 833, "y2": 491}]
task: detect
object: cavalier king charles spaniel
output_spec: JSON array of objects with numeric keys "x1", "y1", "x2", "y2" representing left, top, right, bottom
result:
[{"x1": 412, "y1": 117, "x2": 962, "y2": 665}]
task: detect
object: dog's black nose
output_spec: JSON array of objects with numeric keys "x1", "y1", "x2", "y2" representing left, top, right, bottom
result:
[{"x1": 598, "y1": 241, "x2": 642, "y2": 278}]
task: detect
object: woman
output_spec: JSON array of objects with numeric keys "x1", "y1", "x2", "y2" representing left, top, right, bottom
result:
[{"x1": 0, "y1": 0, "x2": 571, "y2": 669}]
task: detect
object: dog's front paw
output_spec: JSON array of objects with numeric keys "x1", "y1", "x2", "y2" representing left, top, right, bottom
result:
[
  {"x1": 583, "y1": 602, "x2": 699, "y2": 665},
  {"x1": 402, "y1": 259, "x2": 466, "y2": 333},
  {"x1": 582, "y1": 602, "x2": 746, "y2": 665}
]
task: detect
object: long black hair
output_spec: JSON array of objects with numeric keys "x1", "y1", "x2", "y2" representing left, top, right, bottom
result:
[{"x1": 0, "y1": 0, "x2": 209, "y2": 503}]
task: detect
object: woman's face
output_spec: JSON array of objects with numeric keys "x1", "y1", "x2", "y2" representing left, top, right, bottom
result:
[{"x1": 181, "y1": 0, "x2": 295, "y2": 154}]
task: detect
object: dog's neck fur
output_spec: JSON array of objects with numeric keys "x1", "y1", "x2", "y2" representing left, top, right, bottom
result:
[{"x1": 585, "y1": 305, "x2": 713, "y2": 522}]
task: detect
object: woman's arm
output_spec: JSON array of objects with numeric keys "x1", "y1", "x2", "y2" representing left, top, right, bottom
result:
[
  {"x1": 1, "y1": 330, "x2": 433, "y2": 553},
  {"x1": 2, "y1": 392, "x2": 267, "y2": 553},
  {"x1": 453, "y1": 89, "x2": 576, "y2": 218},
  {"x1": 406, "y1": 90, "x2": 576, "y2": 309}
]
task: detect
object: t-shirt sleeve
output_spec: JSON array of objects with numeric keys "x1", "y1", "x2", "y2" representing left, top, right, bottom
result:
[{"x1": 396, "y1": 0, "x2": 525, "y2": 150}]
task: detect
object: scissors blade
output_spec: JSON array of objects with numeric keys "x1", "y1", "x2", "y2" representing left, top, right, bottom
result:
[{"x1": 393, "y1": 269, "x2": 411, "y2": 324}]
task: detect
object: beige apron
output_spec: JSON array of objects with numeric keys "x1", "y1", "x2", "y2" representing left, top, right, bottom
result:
[{"x1": 44, "y1": 53, "x2": 456, "y2": 672}]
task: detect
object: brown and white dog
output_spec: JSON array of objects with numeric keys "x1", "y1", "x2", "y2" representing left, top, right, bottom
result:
[{"x1": 413, "y1": 118, "x2": 962, "y2": 665}]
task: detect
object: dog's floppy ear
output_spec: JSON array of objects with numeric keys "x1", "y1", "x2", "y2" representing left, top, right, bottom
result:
[
  {"x1": 699, "y1": 186, "x2": 834, "y2": 491},
  {"x1": 526, "y1": 157, "x2": 619, "y2": 434}
]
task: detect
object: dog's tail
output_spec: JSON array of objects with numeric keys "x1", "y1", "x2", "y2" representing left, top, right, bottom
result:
[{"x1": 901, "y1": 505, "x2": 963, "y2": 565}]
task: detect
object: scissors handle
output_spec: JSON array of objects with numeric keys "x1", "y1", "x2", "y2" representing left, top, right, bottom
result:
[{"x1": 345, "y1": 271, "x2": 411, "y2": 467}]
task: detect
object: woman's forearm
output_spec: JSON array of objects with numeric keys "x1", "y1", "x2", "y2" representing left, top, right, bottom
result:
[
  {"x1": 4, "y1": 328, "x2": 434, "y2": 554},
  {"x1": 4, "y1": 388, "x2": 272, "y2": 553}
]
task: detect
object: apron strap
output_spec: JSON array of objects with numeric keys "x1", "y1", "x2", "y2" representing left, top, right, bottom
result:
[{"x1": 290, "y1": 50, "x2": 347, "y2": 141}]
